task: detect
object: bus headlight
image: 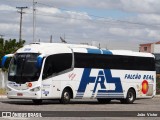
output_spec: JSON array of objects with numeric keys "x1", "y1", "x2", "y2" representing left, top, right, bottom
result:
[{"x1": 30, "y1": 87, "x2": 40, "y2": 92}]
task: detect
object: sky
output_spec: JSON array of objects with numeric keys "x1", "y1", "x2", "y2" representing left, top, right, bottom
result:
[{"x1": 0, "y1": 0, "x2": 160, "y2": 51}]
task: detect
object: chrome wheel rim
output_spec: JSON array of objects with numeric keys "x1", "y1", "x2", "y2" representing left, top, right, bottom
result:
[
  {"x1": 128, "y1": 92, "x2": 133, "y2": 101},
  {"x1": 64, "y1": 92, "x2": 69, "y2": 100}
]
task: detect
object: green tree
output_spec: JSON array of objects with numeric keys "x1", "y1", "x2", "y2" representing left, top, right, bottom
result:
[
  {"x1": 0, "y1": 38, "x2": 25, "y2": 68},
  {"x1": 0, "y1": 38, "x2": 25, "y2": 88}
]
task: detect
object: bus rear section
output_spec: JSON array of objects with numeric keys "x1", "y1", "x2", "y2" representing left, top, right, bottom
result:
[{"x1": 71, "y1": 50, "x2": 156, "y2": 104}]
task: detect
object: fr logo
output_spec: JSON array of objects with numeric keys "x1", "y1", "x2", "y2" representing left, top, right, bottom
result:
[{"x1": 76, "y1": 68, "x2": 123, "y2": 97}]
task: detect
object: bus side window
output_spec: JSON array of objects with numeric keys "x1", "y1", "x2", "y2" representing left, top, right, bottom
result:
[
  {"x1": 42, "y1": 57, "x2": 53, "y2": 79},
  {"x1": 42, "y1": 53, "x2": 72, "y2": 80},
  {"x1": 53, "y1": 54, "x2": 72, "y2": 73}
]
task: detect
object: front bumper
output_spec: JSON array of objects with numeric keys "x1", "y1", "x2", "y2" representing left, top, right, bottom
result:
[{"x1": 7, "y1": 90, "x2": 41, "y2": 99}]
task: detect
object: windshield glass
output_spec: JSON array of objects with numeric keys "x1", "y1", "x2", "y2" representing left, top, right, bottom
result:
[{"x1": 8, "y1": 53, "x2": 41, "y2": 84}]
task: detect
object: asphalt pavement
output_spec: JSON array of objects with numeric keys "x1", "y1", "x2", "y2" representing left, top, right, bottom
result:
[{"x1": 0, "y1": 97, "x2": 159, "y2": 120}]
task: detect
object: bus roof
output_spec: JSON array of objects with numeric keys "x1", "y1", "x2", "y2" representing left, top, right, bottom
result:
[{"x1": 16, "y1": 42, "x2": 154, "y2": 58}]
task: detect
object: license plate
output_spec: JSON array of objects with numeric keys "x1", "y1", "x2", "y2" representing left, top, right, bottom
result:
[{"x1": 17, "y1": 93, "x2": 23, "y2": 96}]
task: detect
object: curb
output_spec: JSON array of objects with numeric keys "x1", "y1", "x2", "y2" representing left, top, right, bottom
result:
[
  {"x1": 155, "y1": 95, "x2": 160, "y2": 98},
  {"x1": 0, "y1": 95, "x2": 7, "y2": 99}
]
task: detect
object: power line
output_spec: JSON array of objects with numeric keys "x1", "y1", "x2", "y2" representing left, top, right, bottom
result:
[
  {"x1": 16, "y1": 6, "x2": 28, "y2": 42},
  {"x1": 1, "y1": 2, "x2": 158, "y2": 29},
  {"x1": 1, "y1": 1, "x2": 160, "y2": 28},
  {"x1": 2, "y1": 1, "x2": 159, "y2": 44},
  {"x1": 24, "y1": 12, "x2": 159, "y2": 30},
  {"x1": 36, "y1": 2, "x2": 160, "y2": 27}
]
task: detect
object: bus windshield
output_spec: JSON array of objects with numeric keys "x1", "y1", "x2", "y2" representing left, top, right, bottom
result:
[{"x1": 8, "y1": 53, "x2": 41, "y2": 84}]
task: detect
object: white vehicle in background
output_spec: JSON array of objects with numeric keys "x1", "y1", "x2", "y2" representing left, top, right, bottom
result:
[{"x1": 2, "y1": 42, "x2": 156, "y2": 104}]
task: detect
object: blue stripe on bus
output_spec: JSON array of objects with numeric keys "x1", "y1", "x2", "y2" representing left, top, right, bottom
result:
[
  {"x1": 96, "y1": 95, "x2": 124, "y2": 96},
  {"x1": 87, "y1": 48, "x2": 112, "y2": 55},
  {"x1": 97, "y1": 94, "x2": 124, "y2": 96},
  {"x1": 76, "y1": 93, "x2": 124, "y2": 97},
  {"x1": 102, "y1": 50, "x2": 112, "y2": 55},
  {"x1": 87, "y1": 48, "x2": 101, "y2": 54},
  {"x1": 96, "y1": 93, "x2": 124, "y2": 95},
  {"x1": 96, "y1": 96, "x2": 124, "y2": 98}
]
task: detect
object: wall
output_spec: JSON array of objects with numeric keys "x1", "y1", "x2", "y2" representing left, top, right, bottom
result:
[
  {"x1": 0, "y1": 69, "x2": 8, "y2": 88},
  {"x1": 151, "y1": 44, "x2": 160, "y2": 53},
  {"x1": 139, "y1": 44, "x2": 151, "y2": 53}
]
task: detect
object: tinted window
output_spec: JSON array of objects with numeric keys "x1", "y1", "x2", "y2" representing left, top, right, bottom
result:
[
  {"x1": 43, "y1": 53, "x2": 72, "y2": 79},
  {"x1": 74, "y1": 53, "x2": 155, "y2": 71},
  {"x1": 153, "y1": 54, "x2": 160, "y2": 73},
  {"x1": 8, "y1": 53, "x2": 41, "y2": 84}
]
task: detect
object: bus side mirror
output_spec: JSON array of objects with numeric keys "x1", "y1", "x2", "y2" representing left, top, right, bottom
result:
[
  {"x1": 36, "y1": 55, "x2": 44, "y2": 69},
  {"x1": 1, "y1": 54, "x2": 14, "y2": 68}
]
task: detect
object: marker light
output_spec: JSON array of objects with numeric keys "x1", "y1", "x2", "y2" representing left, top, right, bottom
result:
[
  {"x1": 142, "y1": 80, "x2": 148, "y2": 94},
  {"x1": 28, "y1": 82, "x2": 32, "y2": 87}
]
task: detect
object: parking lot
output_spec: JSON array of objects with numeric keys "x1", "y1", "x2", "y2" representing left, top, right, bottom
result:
[{"x1": 0, "y1": 97, "x2": 159, "y2": 120}]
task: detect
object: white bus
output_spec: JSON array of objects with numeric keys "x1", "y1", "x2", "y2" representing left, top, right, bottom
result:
[{"x1": 2, "y1": 43, "x2": 156, "y2": 104}]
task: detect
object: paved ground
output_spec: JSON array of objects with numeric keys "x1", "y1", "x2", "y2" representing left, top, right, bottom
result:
[{"x1": 0, "y1": 98, "x2": 159, "y2": 120}]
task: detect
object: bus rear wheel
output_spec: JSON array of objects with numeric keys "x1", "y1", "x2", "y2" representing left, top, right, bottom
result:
[
  {"x1": 120, "y1": 89, "x2": 136, "y2": 104},
  {"x1": 97, "y1": 98, "x2": 111, "y2": 104},
  {"x1": 60, "y1": 89, "x2": 71, "y2": 104},
  {"x1": 32, "y1": 99, "x2": 42, "y2": 105}
]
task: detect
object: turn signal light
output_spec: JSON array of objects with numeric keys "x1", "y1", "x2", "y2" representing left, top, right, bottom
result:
[{"x1": 28, "y1": 82, "x2": 32, "y2": 87}]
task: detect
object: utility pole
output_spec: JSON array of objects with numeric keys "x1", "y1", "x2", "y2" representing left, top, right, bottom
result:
[
  {"x1": 50, "y1": 35, "x2": 52, "y2": 43},
  {"x1": 33, "y1": 0, "x2": 37, "y2": 42},
  {"x1": 99, "y1": 43, "x2": 101, "y2": 49},
  {"x1": 16, "y1": 6, "x2": 28, "y2": 42}
]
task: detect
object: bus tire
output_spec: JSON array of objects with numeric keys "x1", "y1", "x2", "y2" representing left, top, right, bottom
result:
[
  {"x1": 97, "y1": 98, "x2": 111, "y2": 104},
  {"x1": 60, "y1": 89, "x2": 71, "y2": 104},
  {"x1": 120, "y1": 89, "x2": 136, "y2": 104},
  {"x1": 32, "y1": 99, "x2": 42, "y2": 105}
]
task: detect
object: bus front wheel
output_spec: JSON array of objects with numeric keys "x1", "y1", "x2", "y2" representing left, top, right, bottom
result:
[{"x1": 60, "y1": 89, "x2": 71, "y2": 104}]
